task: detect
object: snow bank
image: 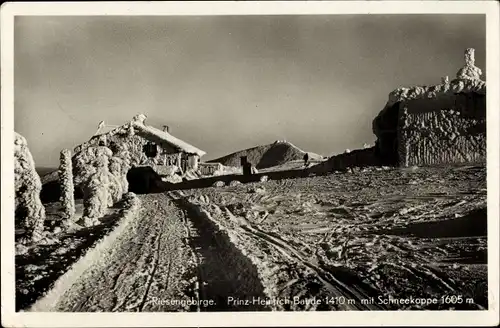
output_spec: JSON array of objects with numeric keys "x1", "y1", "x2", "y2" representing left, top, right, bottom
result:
[{"x1": 27, "y1": 193, "x2": 141, "y2": 312}]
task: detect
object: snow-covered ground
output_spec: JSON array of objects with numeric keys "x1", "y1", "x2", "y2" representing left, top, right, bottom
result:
[
  {"x1": 17, "y1": 164, "x2": 487, "y2": 311},
  {"x1": 182, "y1": 165, "x2": 487, "y2": 310}
]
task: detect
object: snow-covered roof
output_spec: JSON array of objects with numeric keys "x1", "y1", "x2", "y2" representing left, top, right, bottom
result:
[
  {"x1": 95, "y1": 126, "x2": 117, "y2": 136},
  {"x1": 132, "y1": 122, "x2": 206, "y2": 157},
  {"x1": 76, "y1": 117, "x2": 206, "y2": 157}
]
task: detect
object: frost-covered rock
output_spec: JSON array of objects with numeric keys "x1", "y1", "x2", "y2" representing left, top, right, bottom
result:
[
  {"x1": 456, "y1": 48, "x2": 482, "y2": 80},
  {"x1": 108, "y1": 153, "x2": 132, "y2": 205},
  {"x1": 73, "y1": 142, "x2": 132, "y2": 226},
  {"x1": 83, "y1": 154, "x2": 110, "y2": 224},
  {"x1": 229, "y1": 180, "x2": 242, "y2": 187},
  {"x1": 385, "y1": 78, "x2": 485, "y2": 108},
  {"x1": 15, "y1": 132, "x2": 45, "y2": 243},
  {"x1": 16, "y1": 243, "x2": 29, "y2": 256},
  {"x1": 162, "y1": 174, "x2": 183, "y2": 184},
  {"x1": 74, "y1": 146, "x2": 113, "y2": 226},
  {"x1": 213, "y1": 181, "x2": 225, "y2": 188},
  {"x1": 113, "y1": 143, "x2": 132, "y2": 194},
  {"x1": 59, "y1": 149, "x2": 76, "y2": 224},
  {"x1": 248, "y1": 185, "x2": 266, "y2": 194},
  {"x1": 132, "y1": 113, "x2": 147, "y2": 124}
]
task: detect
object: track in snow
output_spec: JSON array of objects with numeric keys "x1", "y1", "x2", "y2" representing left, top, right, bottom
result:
[
  {"x1": 171, "y1": 193, "x2": 271, "y2": 311},
  {"x1": 54, "y1": 194, "x2": 191, "y2": 312}
]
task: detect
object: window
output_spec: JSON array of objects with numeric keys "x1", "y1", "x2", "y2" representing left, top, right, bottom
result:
[
  {"x1": 109, "y1": 141, "x2": 119, "y2": 154},
  {"x1": 143, "y1": 142, "x2": 158, "y2": 158}
]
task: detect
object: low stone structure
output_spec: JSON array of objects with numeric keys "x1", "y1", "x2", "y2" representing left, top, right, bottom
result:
[
  {"x1": 199, "y1": 162, "x2": 224, "y2": 176},
  {"x1": 309, "y1": 146, "x2": 380, "y2": 174},
  {"x1": 14, "y1": 132, "x2": 46, "y2": 242}
]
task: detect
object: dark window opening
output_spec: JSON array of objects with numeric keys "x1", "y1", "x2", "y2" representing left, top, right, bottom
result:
[
  {"x1": 143, "y1": 142, "x2": 158, "y2": 158},
  {"x1": 109, "y1": 141, "x2": 119, "y2": 154},
  {"x1": 240, "y1": 156, "x2": 248, "y2": 166}
]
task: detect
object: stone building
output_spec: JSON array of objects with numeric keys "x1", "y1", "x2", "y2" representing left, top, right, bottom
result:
[
  {"x1": 373, "y1": 48, "x2": 486, "y2": 167},
  {"x1": 74, "y1": 114, "x2": 206, "y2": 176}
]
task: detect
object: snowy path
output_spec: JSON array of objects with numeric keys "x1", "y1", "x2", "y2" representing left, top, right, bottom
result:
[
  {"x1": 53, "y1": 193, "x2": 270, "y2": 312},
  {"x1": 54, "y1": 194, "x2": 192, "y2": 312}
]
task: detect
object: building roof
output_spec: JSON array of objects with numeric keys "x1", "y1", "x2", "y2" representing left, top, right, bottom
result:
[
  {"x1": 132, "y1": 122, "x2": 206, "y2": 157},
  {"x1": 76, "y1": 118, "x2": 206, "y2": 157}
]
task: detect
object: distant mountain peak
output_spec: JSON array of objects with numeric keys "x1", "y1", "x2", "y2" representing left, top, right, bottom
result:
[{"x1": 208, "y1": 140, "x2": 322, "y2": 169}]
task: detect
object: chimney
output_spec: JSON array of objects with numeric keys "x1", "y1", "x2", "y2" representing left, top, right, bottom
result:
[{"x1": 163, "y1": 125, "x2": 170, "y2": 133}]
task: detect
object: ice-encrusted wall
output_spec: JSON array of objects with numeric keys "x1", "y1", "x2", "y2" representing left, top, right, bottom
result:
[
  {"x1": 372, "y1": 48, "x2": 486, "y2": 167},
  {"x1": 398, "y1": 93, "x2": 486, "y2": 166},
  {"x1": 398, "y1": 96, "x2": 486, "y2": 166}
]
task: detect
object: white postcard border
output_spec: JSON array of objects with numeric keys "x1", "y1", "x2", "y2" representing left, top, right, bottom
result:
[{"x1": 1, "y1": 1, "x2": 499, "y2": 327}]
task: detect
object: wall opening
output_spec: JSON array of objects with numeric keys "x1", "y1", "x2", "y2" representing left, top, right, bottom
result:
[{"x1": 143, "y1": 142, "x2": 158, "y2": 158}]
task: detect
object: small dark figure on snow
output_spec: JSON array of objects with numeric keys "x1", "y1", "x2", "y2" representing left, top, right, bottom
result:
[{"x1": 303, "y1": 153, "x2": 310, "y2": 167}]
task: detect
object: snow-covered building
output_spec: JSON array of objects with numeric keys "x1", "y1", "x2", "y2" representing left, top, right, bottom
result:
[
  {"x1": 73, "y1": 114, "x2": 206, "y2": 175},
  {"x1": 372, "y1": 48, "x2": 486, "y2": 167}
]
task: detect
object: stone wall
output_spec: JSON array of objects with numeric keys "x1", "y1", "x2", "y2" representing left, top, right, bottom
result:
[
  {"x1": 398, "y1": 93, "x2": 486, "y2": 166},
  {"x1": 372, "y1": 48, "x2": 486, "y2": 167},
  {"x1": 309, "y1": 147, "x2": 380, "y2": 174},
  {"x1": 373, "y1": 80, "x2": 486, "y2": 167}
]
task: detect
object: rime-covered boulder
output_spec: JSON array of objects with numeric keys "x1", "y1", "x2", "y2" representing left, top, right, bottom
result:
[
  {"x1": 14, "y1": 132, "x2": 46, "y2": 242},
  {"x1": 213, "y1": 181, "x2": 225, "y2": 188},
  {"x1": 73, "y1": 142, "x2": 132, "y2": 224},
  {"x1": 456, "y1": 48, "x2": 483, "y2": 80},
  {"x1": 108, "y1": 157, "x2": 124, "y2": 205},
  {"x1": 229, "y1": 180, "x2": 242, "y2": 187},
  {"x1": 73, "y1": 146, "x2": 113, "y2": 226}
]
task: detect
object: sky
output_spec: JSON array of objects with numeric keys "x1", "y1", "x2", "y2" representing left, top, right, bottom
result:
[{"x1": 14, "y1": 14, "x2": 486, "y2": 168}]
